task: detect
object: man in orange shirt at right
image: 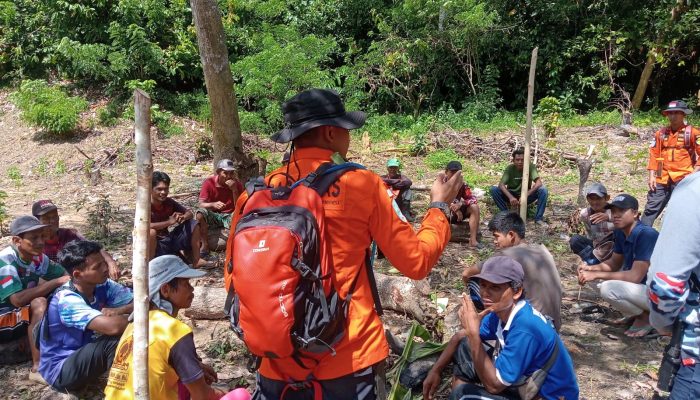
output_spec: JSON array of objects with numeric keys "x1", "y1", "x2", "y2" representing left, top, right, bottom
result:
[
  {"x1": 643, "y1": 100, "x2": 700, "y2": 227},
  {"x1": 226, "y1": 88, "x2": 463, "y2": 399}
]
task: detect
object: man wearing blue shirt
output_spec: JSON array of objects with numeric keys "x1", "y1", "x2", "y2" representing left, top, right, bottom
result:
[
  {"x1": 38, "y1": 240, "x2": 133, "y2": 392},
  {"x1": 578, "y1": 194, "x2": 659, "y2": 338},
  {"x1": 425, "y1": 256, "x2": 578, "y2": 400},
  {"x1": 647, "y1": 172, "x2": 700, "y2": 399}
]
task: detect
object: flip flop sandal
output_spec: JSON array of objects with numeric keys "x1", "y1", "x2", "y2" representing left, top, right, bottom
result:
[
  {"x1": 581, "y1": 305, "x2": 606, "y2": 315},
  {"x1": 624, "y1": 325, "x2": 657, "y2": 338}
]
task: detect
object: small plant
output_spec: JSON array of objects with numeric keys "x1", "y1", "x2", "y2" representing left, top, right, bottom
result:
[
  {"x1": 35, "y1": 157, "x2": 49, "y2": 176},
  {"x1": 82, "y1": 194, "x2": 114, "y2": 240},
  {"x1": 536, "y1": 96, "x2": 561, "y2": 138},
  {"x1": 425, "y1": 148, "x2": 461, "y2": 170},
  {"x1": 194, "y1": 135, "x2": 213, "y2": 161},
  {"x1": 410, "y1": 130, "x2": 428, "y2": 156},
  {"x1": 97, "y1": 100, "x2": 122, "y2": 127},
  {"x1": 151, "y1": 105, "x2": 184, "y2": 138},
  {"x1": 54, "y1": 159, "x2": 67, "y2": 175},
  {"x1": 627, "y1": 147, "x2": 648, "y2": 173},
  {"x1": 11, "y1": 80, "x2": 88, "y2": 135},
  {"x1": 7, "y1": 165, "x2": 22, "y2": 186},
  {"x1": 0, "y1": 190, "x2": 8, "y2": 234}
]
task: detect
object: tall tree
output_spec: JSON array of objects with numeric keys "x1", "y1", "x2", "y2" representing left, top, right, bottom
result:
[{"x1": 191, "y1": 0, "x2": 255, "y2": 176}]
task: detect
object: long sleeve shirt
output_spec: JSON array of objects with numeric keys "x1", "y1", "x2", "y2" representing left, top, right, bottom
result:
[{"x1": 647, "y1": 172, "x2": 700, "y2": 362}]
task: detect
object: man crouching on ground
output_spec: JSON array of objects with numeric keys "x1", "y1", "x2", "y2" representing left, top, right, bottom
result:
[{"x1": 38, "y1": 240, "x2": 133, "y2": 392}]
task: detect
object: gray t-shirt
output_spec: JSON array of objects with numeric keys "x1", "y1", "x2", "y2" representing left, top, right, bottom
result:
[{"x1": 497, "y1": 243, "x2": 563, "y2": 331}]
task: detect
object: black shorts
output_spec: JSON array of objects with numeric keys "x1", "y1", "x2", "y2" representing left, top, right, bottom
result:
[{"x1": 156, "y1": 219, "x2": 198, "y2": 257}]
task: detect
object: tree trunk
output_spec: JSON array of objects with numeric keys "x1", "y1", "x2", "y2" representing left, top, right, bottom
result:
[
  {"x1": 631, "y1": 52, "x2": 656, "y2": 110},
  {"x1": 631, "y1": 1, "x2": 688, "y2": 110},
  {"x1": 520, "y1": 47, "x2": 538, "y2": 221},
  {"x1": 191, "y1": 0, "x2": 257, "y2": 180}
]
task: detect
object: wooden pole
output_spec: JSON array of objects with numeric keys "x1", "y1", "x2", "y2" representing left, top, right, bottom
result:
[
  {"x1": 520, "y1": 47, "x2": 538, "y2": 221},
  {"x1": 132, "y1": 89, "x2": 152, "y2": 400}
]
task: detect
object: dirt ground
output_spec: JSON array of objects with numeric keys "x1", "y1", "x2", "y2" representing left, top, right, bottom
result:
[{"x1": 0, "y1": 91, "x2": 668, "y2": 399}]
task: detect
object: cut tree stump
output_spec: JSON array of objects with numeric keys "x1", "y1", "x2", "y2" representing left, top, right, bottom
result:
[
  {"x1": 449, "y1": 222, "x2": 471, "y2": 243},
  {"x1": 207, "y1": 228, "x2": 228, "y2": 252},
  {"x1": 185, "y1": 285, "x2": 227, "y2": 319}
]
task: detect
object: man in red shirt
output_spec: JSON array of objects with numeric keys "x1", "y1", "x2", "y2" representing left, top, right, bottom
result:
[
  {"x1": 150, "y1": 171, "x2": 211, "y2": 268},
  {"x1": 225, "y1": 89, "x2": 463, "y2": 399},
  {"x1": 196, "y1": 159, "x2": 243, "y2": 255}
]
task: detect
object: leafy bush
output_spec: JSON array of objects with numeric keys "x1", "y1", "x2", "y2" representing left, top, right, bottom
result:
[
  {"x1": 12, "y1": 80, "x2": 88, "y2": 134},
  {"x1": 536, "y1": 96, "x2": 561, "y2": 138},
  {"x1": 97, "y1": 100, "x2": 124, "y2": 127},
  {"x1": 425, "y1": 148, "x2": 462, "y2": 170}
]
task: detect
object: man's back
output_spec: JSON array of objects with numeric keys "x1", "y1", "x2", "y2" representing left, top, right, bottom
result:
[
  {"x1": 229, "y1": 146, "x2": 451, "y2": 381},
  {"x1": 499, "y1": 243, "x2": 562, "y2": 331}
]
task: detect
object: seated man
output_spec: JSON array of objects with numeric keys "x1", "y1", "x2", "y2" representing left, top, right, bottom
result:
[
  {"x1": 489, "y1": 148, "x2": 548, "y2": 226},
  {"x1": 462, "y1": 211, "x2": 561, "y2": 330},
  {"x1": 445, "y1": 161, "x2": 481, "y2": 248},
  {"x1": 38, "y1": 240, "x2": 133, "y2": 392},
  {"x1": 150, "y1": 171, "x2": 211, "y2": 268},
  {"x1": 424, "y1": 257, "x2": 579, "y2": 400},
  {"x1": 578, "y1": 194, "x2": 658, "y2": 337},
  {"x1": 381, "y1": 158, "x2": 414, "y2": 221},
  {"x1": 569, "y1": 183, "x2": 615, "y2": 265},
  {"x1": 0, "y1": 216, "x2": 68, "y2": 383},
  {"x1": 32, "y1": 199, "x2": 120, "y2": 280},
  {"x1": 105, "y1": 255, "x2": 232, "y2": 400},
  {"x1": 196, "y1": 159, "x2": 243, "y2": 255}
]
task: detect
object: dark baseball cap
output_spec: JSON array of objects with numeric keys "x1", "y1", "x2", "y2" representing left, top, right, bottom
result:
[
  {"x1": 10, "y1": 215, "x2": 48, "y2": 236},
  {"x1": 446, "y1": 161, "x2": 462, "y2": 171},
  {"x1": 216, "y1": 159, "x2": 236, "y2": 171},
  {"x1": 605, "y1": 194, "x2": 639, "y2": 210},
  {"x1": 585, "y1": 183, "x2": 608, "y2": 197},
  {"x1": 32, "y1": 199, "x2": 58, "y2": 217},
  {"x1": 473, "y1": 256, "x2": 524, "y2": 285}
]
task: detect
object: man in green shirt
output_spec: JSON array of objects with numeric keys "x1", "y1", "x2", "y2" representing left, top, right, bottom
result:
[
  {"x1": 489, "y1": 148, "x2": 548, "y2": 225},
  {"x1": 0, "y1": 215, "x2": 68, "y2": 383}
]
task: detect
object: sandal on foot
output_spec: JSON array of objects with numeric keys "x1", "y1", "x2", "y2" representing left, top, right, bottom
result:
[{"x1": 624, "y1": 325, "x2": 656, "y2": 338}]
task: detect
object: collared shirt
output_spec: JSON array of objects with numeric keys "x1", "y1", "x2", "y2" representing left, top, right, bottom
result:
[
  {"x1": 612, "y1": 222, "x2": 658, "y2": 282},
  {"x1": 43, "y1": 228, "x2": 84, "y2": 263},
  {"x1": 39, "y1": 280, "x2": 133, "y2": 385},
  {"x1": 648, "y1": 172, "x2": 700, "y2": 362},
  {"x1": 479, "y1": 301, "x2": 579, "y2": 399},
  {"x1": 647, "y1": 125, "x2": 700, "y2": 184},
  {"x1": 579, "y1": 207, "x2": 615, "y2": 245},
  {"x1": 225, "y1": 146, "x2": 451, "y2": 381},
  {"x1": 198, "y1": 175, "x2": 242, "y2": 214}
]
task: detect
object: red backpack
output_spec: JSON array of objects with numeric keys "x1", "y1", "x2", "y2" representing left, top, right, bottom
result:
[{"x1": 225, "y1": 162, "x2": 382, "y2": 370}]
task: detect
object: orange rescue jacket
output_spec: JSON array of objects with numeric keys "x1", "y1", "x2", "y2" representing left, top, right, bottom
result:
[
  {"x1": 647, "y1": 125, "x2": 700, "y2": 184},
  {"x1": 224, "y1": 147, "x2": 451, "y2": 381}
]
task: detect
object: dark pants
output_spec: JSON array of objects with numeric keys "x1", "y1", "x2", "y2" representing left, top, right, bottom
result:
[
  {"x1": 568, "y1": 234, "x2": 600, "y2": 265},
  {"x1": 398, "y1": 189, "x2": 413, "y2": 222},
  {"x1": 451, "y1": 338, "x2": 519, "y2": 400},
  {"x1": 641, "y1": 183, "x2": 676, "y2": 227},
  {"x1": 253, "y1": 366, "x2": 376, "y2": 400},
  {"x1": 51, "y1": 335, "x2": 120, "y2": 392},
  {"x1": 670, "y1": 362, "x2": 700, "y2": 400},
  {"x1": 156, "y1": 219, "x2": 198, "y2": 257},
  {"x1": 489, "y1": 186, "x2": 548, "y2": 221}
]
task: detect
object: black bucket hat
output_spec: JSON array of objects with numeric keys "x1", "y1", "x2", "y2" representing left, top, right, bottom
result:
[
  {"x1": 271, "y1": 89, "x2": 366, "y2": 144},
  {"x1": 661, "y1": 100, "x2": 693, "y2": 115}
]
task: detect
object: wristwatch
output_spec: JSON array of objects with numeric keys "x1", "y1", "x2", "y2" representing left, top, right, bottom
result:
[{"x1": 429, "y1": 201, "x2": 451, "y2": 218}]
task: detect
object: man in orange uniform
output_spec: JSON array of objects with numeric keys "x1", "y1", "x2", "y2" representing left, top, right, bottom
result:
[
  {"x1": 225, "y1": 89, "x2": 463, "y2": 399},
  {"x1": 643, "y1": 100, "x2": 700, "y2": 226}
]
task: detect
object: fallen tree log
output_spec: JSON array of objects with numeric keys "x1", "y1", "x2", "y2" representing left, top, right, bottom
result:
[{"x1": 185, "y1": 272, "x2": 432, "y2": 322}]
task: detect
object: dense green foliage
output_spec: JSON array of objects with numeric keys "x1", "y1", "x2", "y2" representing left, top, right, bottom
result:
[
  {"x1": 11, "y1": 80, "x2": 88, "y2": 134},
  {"x1": 1, "y1": 1, "x2": 699, "y2": 135}
]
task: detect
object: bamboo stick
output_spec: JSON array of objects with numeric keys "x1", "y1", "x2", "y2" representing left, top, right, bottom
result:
[
  {"x1": 132, "y1": 89, "x2": 152, "y2": 400},
  {"x1": 520, "y1": 47, "x2": 538, "y2": 221}
]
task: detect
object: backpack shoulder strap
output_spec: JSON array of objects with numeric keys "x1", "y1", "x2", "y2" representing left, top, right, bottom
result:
[
  {"x1": 684, "y1": 125, "x2": 697, "y2": 164},
  {"x1": 295, "y1": 162, "x2": 367, "y2": 196},
  {"x1": 541, "y1": 338, "x2": 560, "y2": 372}
]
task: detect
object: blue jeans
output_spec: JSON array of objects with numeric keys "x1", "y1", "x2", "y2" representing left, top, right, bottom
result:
[
  {"x1": 489, "y1": 186, "x2": 548, "y2": 221},
  {"x1": 670, "y1": 362, "x2": 700, "y2": 400}
]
